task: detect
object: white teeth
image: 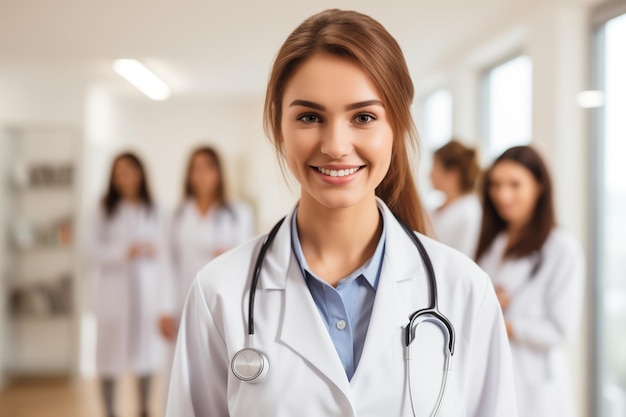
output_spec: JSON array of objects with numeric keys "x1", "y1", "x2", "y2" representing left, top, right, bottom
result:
[{"x1": 317, "y1": 167, "x2": 361, "y2": 177}]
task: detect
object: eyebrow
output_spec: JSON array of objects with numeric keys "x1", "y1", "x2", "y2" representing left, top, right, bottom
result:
[{"x1": 288, "y1": 99, "x2": 384, "y2": 111}]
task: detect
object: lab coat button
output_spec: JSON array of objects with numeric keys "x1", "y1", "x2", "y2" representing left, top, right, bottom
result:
[{"x1": 336, "y1": 320, "x2": 346, "y2": 330}]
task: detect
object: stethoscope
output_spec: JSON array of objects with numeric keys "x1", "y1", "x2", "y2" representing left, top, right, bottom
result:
[{"x1": 230, "y1": 215, "x2": 456, "y2": 417}]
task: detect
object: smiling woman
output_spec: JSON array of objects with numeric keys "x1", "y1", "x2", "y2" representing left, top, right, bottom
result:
[
  {"x1": 264, "y1": 10, "x2": 426, "y2": 233},
  {"x1": 166, "y1": 9, "x2": 518, "y2": 417}
]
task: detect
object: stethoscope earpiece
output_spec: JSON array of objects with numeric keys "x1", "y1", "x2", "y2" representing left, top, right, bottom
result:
[{"x1": 231, "y1": 348, "x2": 270, "y2": 383}]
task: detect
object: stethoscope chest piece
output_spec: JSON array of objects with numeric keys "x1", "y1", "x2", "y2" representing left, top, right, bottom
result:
[{"x1": 231, "y1": 348, "x2": 269, "y2": 383}]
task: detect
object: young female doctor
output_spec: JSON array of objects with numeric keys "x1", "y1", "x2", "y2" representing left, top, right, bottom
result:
[
  {"x1": 429, "y1": 140, "x2": 482, "y2": 256},
  {"x1": 87, "y1": 152, "x2": 166, "y2": 417},
  {"x1": 166, "y1": 9, "x2": 517, "y2": 417},
  {"x1": 159, "y1": 146, "x2": 254, "y2": 342},
  {"x1": 476, "y1": 146, "x2": 584, "y2": 417}
]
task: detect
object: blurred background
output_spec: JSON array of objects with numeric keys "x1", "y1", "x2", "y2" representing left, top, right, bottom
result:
[{"x1": 0, "y1": 0, "x2": 624, "y2": 416}]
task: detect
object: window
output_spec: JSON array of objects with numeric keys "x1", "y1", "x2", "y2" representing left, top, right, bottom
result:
[
  {"x1": 420, "y1": 89, "x2": 453, "y2": 150},
  {"x1": 481, "y1": 55, "x2": 532, "y2": 160},
  {"x1": 417, "y1": 89, "x2": 453, "y2": 210},
  {"x1": 593, "y1": 11, "x2": 626, "y2": 417}
]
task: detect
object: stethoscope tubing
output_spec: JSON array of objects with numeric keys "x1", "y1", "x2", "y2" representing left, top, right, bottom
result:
[{"x1": 235, "y1": 212, "x2": 456, "y2": 417}]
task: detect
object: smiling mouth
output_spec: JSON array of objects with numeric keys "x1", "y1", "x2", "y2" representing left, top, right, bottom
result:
[{"x1": 314, "y1": 166, "x2": 365, "y2": 177}]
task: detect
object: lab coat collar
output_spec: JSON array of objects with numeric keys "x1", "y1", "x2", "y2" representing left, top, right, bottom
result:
[
  {"x1": 260, "y1": 198, "x2": 425, "y2": 289},
  {"x1": 260, "y1": 198, "x2": 427, "y2": 403}
]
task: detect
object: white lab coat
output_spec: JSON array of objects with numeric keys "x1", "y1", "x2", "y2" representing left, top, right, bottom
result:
[
  {"x1": 478, "y1": 229, "x2": 584, "y2": 417},
  {"x1": 166, "y1": 201, "x2": 518, "y2": 417},
  {"x1": 87, "y1": 201, "x2": 167, "y2": 377},
  {"x1": 161, "y1": 200, "x2": 255, "y2": 318},
  {"x1": 430, "y1": 194, "x2": 482, "y2": 257}
]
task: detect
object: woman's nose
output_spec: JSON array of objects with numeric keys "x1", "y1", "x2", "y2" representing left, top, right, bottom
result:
[{"x1": 320, "y1": 120, "x2": 353, "y2": 159}]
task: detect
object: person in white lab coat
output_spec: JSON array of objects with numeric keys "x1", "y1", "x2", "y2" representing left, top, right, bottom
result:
[
  {"x1": 429, "y1": 140, "x2": 482, "y2": 256},
  {"x1": 475, "y1": 146, "x2": 584, "y2": 417},
  {"x1": 87, "y1": 152, "x2": 166, "y2": 417},
  {"x1": 166, "y1": 9, "x2": 517, "y2": 417},
  {"x1": 159, "y1": 146, "x2": 254, "y2": 380}
]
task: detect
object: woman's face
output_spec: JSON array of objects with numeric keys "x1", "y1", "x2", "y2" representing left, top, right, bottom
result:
[
  {"x1": 488, "y1": 160, "x2": 541, "y2": 225},
  {"x1": 280, "y1": 53, "x2": 393, "y2": 210},
  {"x1": 430, "y1": 157, "x2": 457, "y2": 193},
  {"x1": 189, "y1": 152, "x2": 219, "y2": 198},
  {"x1": 113, "y1": 157, "x2": 142, "y2": 200}
]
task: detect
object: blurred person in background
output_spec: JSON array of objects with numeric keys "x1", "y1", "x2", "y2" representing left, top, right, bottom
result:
[
  {"x1": 87, "y1": 152, "x2": 166, "y2": 417},
  {"x1": 158, "y1": 146, "x2": 254, "y2": 382},
  {"x1": 429, "y1": 139, "x2": 481, "y2": 256},
  {"x1": 476, "y1": 146, "x2": 584, "y2": 417}
]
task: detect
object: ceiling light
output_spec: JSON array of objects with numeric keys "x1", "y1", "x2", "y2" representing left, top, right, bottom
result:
[
  {"x1": 113, "y1": 59, "x2": 171, "y2": 101},
  {"x1": 576, "y1": 90, "x2": 604, "y2": 109}
]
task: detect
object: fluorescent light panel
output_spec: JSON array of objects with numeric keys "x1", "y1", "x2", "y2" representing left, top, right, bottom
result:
[{"x1": 113, "y1": 59, "x2": 171, "y2": 101}]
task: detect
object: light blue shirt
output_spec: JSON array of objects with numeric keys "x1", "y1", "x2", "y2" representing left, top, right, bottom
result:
[{"x1": 290, "y1": 209, "x2": 386, "y2": 380}]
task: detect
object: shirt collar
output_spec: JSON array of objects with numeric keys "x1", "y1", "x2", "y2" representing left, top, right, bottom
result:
[{"x1": 290, "y1": 205, "x2": 386, "y2": 290}]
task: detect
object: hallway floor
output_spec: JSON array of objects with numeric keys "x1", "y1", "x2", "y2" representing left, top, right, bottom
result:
[{"x1": 0, "y1": 376, "x2": 165, "y2": 417}]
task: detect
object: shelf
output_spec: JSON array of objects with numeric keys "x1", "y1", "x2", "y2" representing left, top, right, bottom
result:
[
  {"x1": 1, "y1": 126, "x2": 80, "y2": 377},
  {"x1": 8, "y1": 183, "x2": 75, "y2": 197},
  {"x1": 12, "y1": 315, "x2": 73, "y2": 324},
  {"x1": 11, "y1": 245, "x2": 74, "y2": 254},
  {"x1": 8, "y1": 316, "x2": 75, "y2": 375}
]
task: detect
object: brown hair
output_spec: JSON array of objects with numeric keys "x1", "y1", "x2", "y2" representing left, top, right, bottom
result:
[
  {"x1": 183, "y1": 146, "x2": 226, "y2": 206},
  {"x1": 263, "y1": 9, "x2": 427, "y2": 232},
  {"x1": 103, "y1": 152, "x2": 153, "y2": 218},
  {"x1": 475, "y1": 146, "x2": 556, "y2": 261},
  {"x1": 434, "y1": 140, "x2": 480, "y2": 193}
]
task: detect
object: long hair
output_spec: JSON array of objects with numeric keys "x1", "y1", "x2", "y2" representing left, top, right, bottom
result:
[
  {"x1": 475, "y1": 146, "x2": 556, "y2": 261},
  {"x1": 434, "y1": 139, "x2": 480, "y2": 193},
  {"x1": 263, "y1": 9, "x2": 428, "y2": 233},
  {"x1": 183, "y1": 146, "x2": 226, "y2": 206},
  {"x1": 103, "y1": 152, "x2": 153, "y2": 218}
]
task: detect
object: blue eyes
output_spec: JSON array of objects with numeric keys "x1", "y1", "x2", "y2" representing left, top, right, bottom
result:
[{"x1": 296, "y1": 113, "x2": 377, "y2": 125}]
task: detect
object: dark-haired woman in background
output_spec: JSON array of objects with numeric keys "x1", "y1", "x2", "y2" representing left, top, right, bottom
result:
[
  {"x1": 429, "y1": 139, "x2": 481, "y2": 256},
  {"x1": 159, "y1": 146, "x2": 253, "y2": 354},
  {"x1": 476, "y1": 146, "x2": 584, "y2": 417},
  {"x1": 87, "y1": 152, "x2": 166, "y2": 417}
]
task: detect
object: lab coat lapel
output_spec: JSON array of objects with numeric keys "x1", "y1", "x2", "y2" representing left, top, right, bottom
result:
[
  {"x1": 351, "y1": 205, "x2": 426, "y2": 382},
  {"x1": 278, "y1": 257, "x2": 354, "y2": 405},
  {"x1": 261, "y1": 208, "x2": 353, "y2": 405}
]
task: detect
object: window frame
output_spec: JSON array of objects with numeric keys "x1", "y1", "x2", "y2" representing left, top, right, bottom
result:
[{"x1": 590, "y1": 3, "x2": 626, "y2": 416}]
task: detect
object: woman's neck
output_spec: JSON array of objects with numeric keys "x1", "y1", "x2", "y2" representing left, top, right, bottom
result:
[
  {"x1": 123, "y1": 194, "x2": 140, "y2": 204},
  {"x1": 194, "y1": 194, "x2": 216, "y2": 215},
  {"x1": 439, "y1": 187, "x2": 464, "y2": 210},
  {"x1": 506, "y1": 221, "x2": 527, "y2": 247},
  {"x1": 296, "y1": 193, "x2": 382, "y2": 287}
]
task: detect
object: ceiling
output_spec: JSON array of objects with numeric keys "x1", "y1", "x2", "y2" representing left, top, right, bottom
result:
[{"x1": 0, "y1": 0, "x2": 581, "y2": 98}]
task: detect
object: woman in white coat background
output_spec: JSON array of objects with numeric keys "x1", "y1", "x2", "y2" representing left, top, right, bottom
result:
[
  {"x1": 475, "y1": 146, "x2": 584, "y2": 417},
  {"x1": 87, "y1": 152, "x2": 166, "y2": 417},
  {"x1": 166, "y1": 9, "x2": 517, "y2": 417},
  {"x1": 159, "y1": 146, "x2": 254, "y2": 377},
  {"x1": 429, "y1": 140, "x2": 482, "y2": 257}
]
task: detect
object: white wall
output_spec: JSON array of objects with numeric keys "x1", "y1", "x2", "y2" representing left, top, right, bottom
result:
[{"x1": 413, "y1": 2, "x2": 593, "y2": 416}]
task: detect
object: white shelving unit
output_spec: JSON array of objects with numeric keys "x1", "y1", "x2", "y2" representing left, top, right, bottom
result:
[{"x1": 3, "y1": 126, "x2": 81, "y2": 377}]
